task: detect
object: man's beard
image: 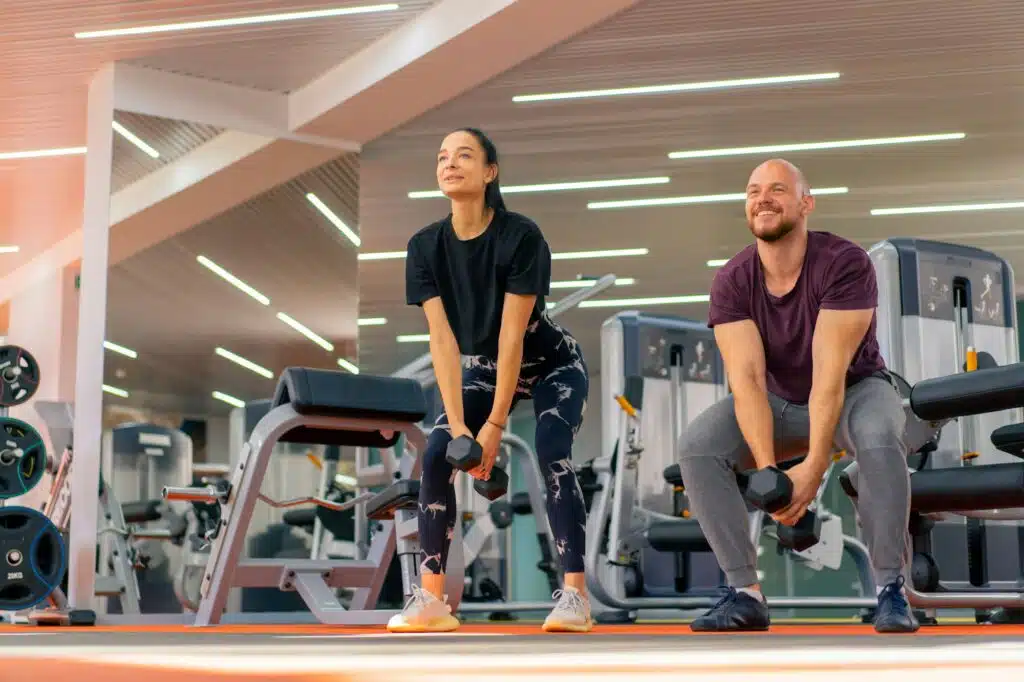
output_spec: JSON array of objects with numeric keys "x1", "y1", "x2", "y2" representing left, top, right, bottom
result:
[{"x1": 748, "y1": 216, "x2": 797, "y2": 243}]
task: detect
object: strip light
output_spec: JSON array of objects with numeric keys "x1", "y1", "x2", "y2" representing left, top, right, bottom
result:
[
  {"x1": 407, "y1": 177, "x2": 671, "y2": 199},
  {"x1": 337, "y1": 358, "x2": 360, "y2": 374},
  {"x1": 513, "y1": 72, "x2": 841, "y2": 103},
  {"x1": 74, "y1": 4, "x2": 400, "y2": 39},
  {"x1": 357, "y1": 317, "x2": 387, "y2": 326},
  {"x1": 214, "y1": 347, "x2": 273, "y2": 379},
  {"x1": 276, "y1": 312, "x2": 334, "y2": 352},
  {"x1": 196, "y1": 255, "x2": 270, "y2": 305},
  {"x1": 112, "y1": 121, "x2": 159, "y2": 158},
  {"x1": 668, "y1": 133, "x2": 966, "y2": 160},
  {"x1": 359, "y1": 248, "x2": 652, "y2": 262},
  {"x1": 102, "y1": 384, "x2": 129, "y2": 398},
  {"x1": 104, "y1": 341, "x2": 138, "y2": 359},
  {"x1": 0, "y1": 246, "x2": 20, "y2": 254},
  {"x1": 551, "y1": 278, "x2": 635, "y2": 289},
  {"x1": 589, "y1": 187, "x2": 848, "y2": 210},
  {"x1": 871, "y1": 201, "x2": 1024, "y2": 216},
  {"x1": 306, "y1": 193, "x2": 360, "y2": 247},
  {"x1": 212, "y1": 391, "x2": 246, "y2": 409},
  {"x1": 0, "y1": 147, "x2": 86, "y2": 161},
  {"x1": 706, "y1": 259, "x2": 729, "y2": 267},
  {"x1": 546, "y1": 294, "x2": 710, "y2": 309},
  {"x1": 397, "y1": 334, "x2": 430, "y2": 343}
]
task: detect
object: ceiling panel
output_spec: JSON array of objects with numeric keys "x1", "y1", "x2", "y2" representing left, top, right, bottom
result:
[
  {"x1": 356, "y1": 0, "x2": 1024, "y2": 376},
  {"x1": 111, "y1": 112, "x2": 223, "y2": 193}
]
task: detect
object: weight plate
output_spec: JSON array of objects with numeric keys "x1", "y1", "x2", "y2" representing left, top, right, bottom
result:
[
  {"x1": 0, "y1": 345, "x2": 41, "y2": 408},
  {"x1": 0, "y1": 417, "x2": 48, "y2": 499},
  {"x1": 0, "y1": 506, "x2": 66, "y2": 611}
]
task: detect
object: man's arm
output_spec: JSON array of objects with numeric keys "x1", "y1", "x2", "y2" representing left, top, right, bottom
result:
[
  {"x1": 806, "y1": 308, "x2": 874, "y2": 471},
  {"x1": 422, "y1": 297, "x2": 467, "y2": 434},
  {"x1": 489, "y1": 293, "x2": 536, "y2": 426},
  {"x1": 715, "y1": 319, "x2": 776, "y2": 469}
]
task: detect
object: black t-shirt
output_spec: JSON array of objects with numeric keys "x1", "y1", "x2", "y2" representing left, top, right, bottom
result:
[{"x1": 405, "y1": 209, "x2": 551, "y2": 358}]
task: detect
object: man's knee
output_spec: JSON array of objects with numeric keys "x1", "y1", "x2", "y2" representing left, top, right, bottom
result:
[
  {"x1": 677, "y1": 398, "x2": 742, "y2": 462},
  {"x1": 845, "y1": 392, "x2": 906, "y2": 453}
]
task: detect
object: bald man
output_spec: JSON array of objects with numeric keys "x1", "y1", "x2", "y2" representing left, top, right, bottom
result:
[{"x1": 678, "y1": 159, "x2": 916, "y2": 633}]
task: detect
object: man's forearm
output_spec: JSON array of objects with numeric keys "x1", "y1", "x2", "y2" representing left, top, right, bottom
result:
[
  {"x1": 733, "y1": 385, "x2": 776, "y2": 469},
  {"x1": 806, "y1": 385, "x2": 845, "y2": 471},
  {"x1": 489, "y1": 335, "x2": 524, "y2": 425}
]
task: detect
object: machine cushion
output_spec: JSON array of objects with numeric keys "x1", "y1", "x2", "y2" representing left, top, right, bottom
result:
[
  {"x1": 122, "y1": 499, "x2": 162, "y2": 524},
  {"x1": 663, "y1": 464, "x2": 684, "y2": 487},
  {"x1": 283, "y1": 507, "x2": 316, "y2": 529},
  {"x1": 647, "y1": 519, "x2": 712, "y2": 553},
  {"x1": 271, "y1": 367, "x2": 428, "y2": 447},
  {"x1": 991, "y1": 423, "x2": 1024, "y2": 460},
  {"x1": 366, "y1": 479, "x2": 420, "y2": 521},
  {"x1": 909, "y1": 363, "x2": 1024, "y2": 422},
  {"x1": 842, "y1": 461, "x2": 1024, "y2": 514}
]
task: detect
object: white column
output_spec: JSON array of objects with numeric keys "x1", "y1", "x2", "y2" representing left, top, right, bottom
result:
[{"x1": 69, "y1": 64, "x2": 115, "y2": 610}]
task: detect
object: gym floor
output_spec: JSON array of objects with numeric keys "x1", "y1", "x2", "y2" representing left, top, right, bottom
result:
[{"x1": 2, "y1": 622, "x2": 1023, "y2": 680}]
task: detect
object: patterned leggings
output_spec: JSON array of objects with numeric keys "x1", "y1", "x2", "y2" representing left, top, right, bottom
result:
[{"x1": 418, "y1": 352, "x2": 589, "y2": 575}]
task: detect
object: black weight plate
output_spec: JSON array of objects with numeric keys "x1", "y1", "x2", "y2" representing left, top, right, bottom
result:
[
  {"x1": 0, "y1": 418, "x2": 48, "y2": 499},
  {"x1": 0, "y1": 346, "x2": 41, "y2": 408},
  {"x1": 0, "y1": 506, "x2": 66, "y2": 611}
]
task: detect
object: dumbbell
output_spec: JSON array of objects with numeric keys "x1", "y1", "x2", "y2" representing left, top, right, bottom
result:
[
  {"x1": 445, "y1": 435, "x2": 509, "y2": 501},
  {"x1": 742, "y1": 466, "x2": 821, "y2": 552}
]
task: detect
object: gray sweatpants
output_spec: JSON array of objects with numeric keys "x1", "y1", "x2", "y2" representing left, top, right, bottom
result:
[{"x1": 677, "y1": 374, "x2": 911, "y2": 588}]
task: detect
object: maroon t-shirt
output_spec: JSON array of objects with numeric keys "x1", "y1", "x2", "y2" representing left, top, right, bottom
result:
[{"x1": 708, "y1": 231, "x2": 885, "y2": 404}]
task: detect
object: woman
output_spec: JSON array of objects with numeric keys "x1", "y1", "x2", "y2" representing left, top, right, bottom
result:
[{"x1": 388, "y1": 127, "x2": 591, "y2": 634}]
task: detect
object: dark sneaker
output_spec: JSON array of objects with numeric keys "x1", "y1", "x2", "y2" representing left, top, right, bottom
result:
[
  {"x1": 873, "y1": 576, "x2": 919, "y2": 633},
  {"x1": 690, "y1": 588, "x2": 771, "y2": 632}
]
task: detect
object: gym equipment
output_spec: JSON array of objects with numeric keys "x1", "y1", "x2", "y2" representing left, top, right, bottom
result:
[
  {"x1": 870, "y1": 238, "x2": 1024, "y2": 621},
  {"x1": 446, "y1": 435, "x2": 509, "y2": 500},
  {"x1": 0, "y1": 344, "x2": 41, "y2": 408},
  {"x1": 0, "y1": 417, "x2": 47, "y2": 500},
  {"x1": 742, "y1": 467, "x2": 821, "y2": 552},
  {"x1": 163, "y1": 367, "x2": 449, "y2": 626},
  {"x1": 586, "y1": 313, "x2": 877, "y2": 620},
  {"x1": 0, "y1": 506, "x2": 65, "y2": 611}
]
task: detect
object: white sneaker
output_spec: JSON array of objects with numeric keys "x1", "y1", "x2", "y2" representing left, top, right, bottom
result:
[
  {"x1": 542, "y1": 586, "x2": 593, "y2": 633},
  {"x1": 386, "y1": 585, "x2": 460, "y2": 633}
]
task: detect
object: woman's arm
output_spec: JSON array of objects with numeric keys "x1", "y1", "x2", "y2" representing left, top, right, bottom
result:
[
  {"x1": 488, "y1": 293, "x2": 536, "y2": 426},
  {"x1": 422, "y1": 297, "x2": 470, "y2": 435}
]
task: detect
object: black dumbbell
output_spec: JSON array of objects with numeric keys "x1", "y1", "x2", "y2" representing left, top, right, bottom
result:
[
  {"x1": 742, "y1": 466, "x2": 821, "y2": 552},
  {"x1": 445, "y1": 435, "x2": 509, "y2": 501}
]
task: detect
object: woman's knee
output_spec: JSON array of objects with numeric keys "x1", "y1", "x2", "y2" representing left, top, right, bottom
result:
[{"x1": 420, "y1": 435, "x2": 455, "y2": 490}]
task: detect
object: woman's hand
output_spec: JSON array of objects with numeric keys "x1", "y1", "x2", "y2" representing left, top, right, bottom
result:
[{"x1": 467, "y1": 420, "x2": 503, "y2": 480}]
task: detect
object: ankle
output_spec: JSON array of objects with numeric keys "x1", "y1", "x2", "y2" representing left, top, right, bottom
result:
[
  {"x1": 563, "y1": 572, "x2": 587, "y2": 595},
  {"x1": 421, "y1": 573, "x2": 446, "y2": 601},
  {"x1": 737, "y1": 585, "x2": 765, "y2": 603}
]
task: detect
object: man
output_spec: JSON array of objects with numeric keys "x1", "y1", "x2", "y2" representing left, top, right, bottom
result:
[{"x1": 677, "y1": 159, "x2": 916, "y2": 633}]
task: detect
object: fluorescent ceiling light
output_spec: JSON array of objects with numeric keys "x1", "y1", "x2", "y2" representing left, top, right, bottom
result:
[
  {"x1": 513, "y1": 72, "x2": 840, "y2": 103},
  {"x1": 552, "y1": 248, "x2": 650, "y2": 260},
  {"x1": 196, "y1": 255, "x2": 270, "y2": 305},
  {"x1": 707, "y1": 259, "x2": 729, "y2": 267},
  {"x1": 0, "y1": 147, "x2": 86, "y2": 161},
  {"x1": 74, "y1": 4, "x2": 400, "y2": 39},
  {"x1": 212, "y1": 390, "x2": 246, "y2": 409},
  {"x1": 276, "y1": 312, "x2": 334, "y2": 352},
  {"x1": 337, "y1": 358, "x2": 360, "y2": 374},
  {"x1": 547, "y1": 294, "x2": 710, "y2": 309},
  {"x1": 358, "y1": 251, "x2": 407, "y2": 261},
  {"x1": 357, "y1": 317, "x2": 388, "y2": 326},
  {"x1": 103, "y1": 341, "x2": 137, "y2": 359},
  {"x1": 669, "y1": 133, "x2": 965, "y2": 160},
  {"x1": 215, "y1": 347, "x2": 273, "y2": 379},
  {"x1": 551, "y1": 278, "x2": 635, "y2": 289},
  {"x1": 407, "y1": 177, "x2": 671, "y2": 199},
  {"x1": 589, "y1": 187, "x2": 848, "y2": 210},
  {"x1": 0, "y1": 246, "x2": 20, "y2": 254},
  {"x1": 871, "y1": 201, "x2": 1024, "y2": 216},
  {"x1": 112, "y1": 121, "x2": 159, "y2": 159},
  {"x1": 102, "y1": 384, "x2": 129, "y2": 398},
  {"x1": 306, "y1": 193, "x2": 360, "y2": 247},
  {"x1": 397, "y1": 334, "x2": 430, "y2": 343}
]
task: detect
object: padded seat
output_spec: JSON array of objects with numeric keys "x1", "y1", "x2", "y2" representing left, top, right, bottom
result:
[
  {"x1": 122, "y1": 499, "x2": 162, "y2": 525},
  {"x1": 663, "y1": 463, "x2": 684, "y2": 487},
  {"x1": 647, "y1": 519, "x2": 712, "y2": 553},
  {"x1": 271, "y1": 367, "x2": 428, "y2": 447},
  {"x1": 991, "y1": 422, "x2": 1024, "y2": 459}
]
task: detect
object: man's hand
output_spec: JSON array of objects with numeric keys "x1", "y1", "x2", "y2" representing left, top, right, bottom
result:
[
  {"x1": 467, "y1": 421, "x2": 503, "y2": 481},
  {"x1": 773, "y1": 459, "x2": 827, "y2": 527}
]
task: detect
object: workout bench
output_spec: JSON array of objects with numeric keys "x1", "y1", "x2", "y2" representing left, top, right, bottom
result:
[{"x1": 163, "y1": 367, "x2": 465, "y2": 626}]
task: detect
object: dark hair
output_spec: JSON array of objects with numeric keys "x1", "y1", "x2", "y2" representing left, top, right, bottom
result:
[{"x1": 456, "y1": 127, "x2": 506, "y2": 212}]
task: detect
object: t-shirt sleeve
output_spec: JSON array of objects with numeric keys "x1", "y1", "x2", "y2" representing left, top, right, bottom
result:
[
  {"x1": 506, "y1": 227, "x2": 551, "y2": 296},
  {"x1": 707, "y1": 268, "x2": 750, "y2": 328},
  {"x1": 405, "y1": 236, "x2": 440, "y2": 306},
  {"x1": 820, "y1": 246, "x2": 878, "y2": 310}
]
